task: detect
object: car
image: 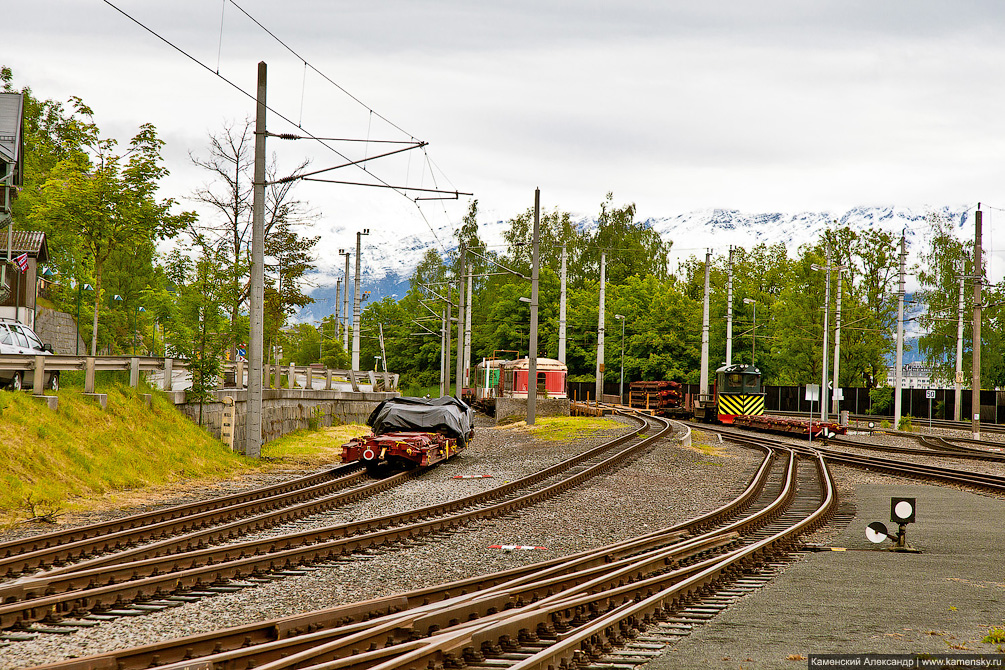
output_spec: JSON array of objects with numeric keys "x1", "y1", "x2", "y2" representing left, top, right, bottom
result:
[{"x1": 0, "y1": 318, "x2": 58, "y2": 391}]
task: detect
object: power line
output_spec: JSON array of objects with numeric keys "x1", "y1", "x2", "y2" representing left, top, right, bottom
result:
[{"x1": 101, "y1": 0, "x2": 465, "y2": 244}]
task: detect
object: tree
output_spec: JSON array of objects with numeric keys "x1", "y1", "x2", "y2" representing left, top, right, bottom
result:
[
  {"x1": 584, "y1": 192, "x2": 671, "y2": 286},
  {"x1": 169, "y1": 244, "x2": 232, "y2": 426},
  {"x1": 189, "y1": 120, "x2": 318, "y2": 356},
  {"x1": 31, "y1": 116, "x2": 192, "y2": 355},
  {"x1": 916, "y1": 213, "x2": 977, "y2": 386}
]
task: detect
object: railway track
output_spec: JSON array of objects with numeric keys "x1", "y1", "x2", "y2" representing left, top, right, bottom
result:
[
  {"x1": 0, "y1": 463, "x2": 367, "y2": 575},
  {"x1": 24, "y1": 419, "x2": 837, "y2": 670},
  {"x1": 0, "y1": 412, "x2": 662, "y2": 632}
]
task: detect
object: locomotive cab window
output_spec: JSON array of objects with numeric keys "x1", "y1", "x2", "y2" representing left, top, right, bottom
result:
[{"x1": 537, "y1": 371, "x2": 547, "y2": 392}]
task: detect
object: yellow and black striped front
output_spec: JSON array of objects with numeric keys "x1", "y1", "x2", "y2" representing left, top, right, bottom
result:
[{"x1": 718, "y1": 393, "x2": 765, "y2": 421}]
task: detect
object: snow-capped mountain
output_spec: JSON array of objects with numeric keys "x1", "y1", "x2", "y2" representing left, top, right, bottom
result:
[{"x1": 297, "y1": 205, "x2": 973, "y2": 324}]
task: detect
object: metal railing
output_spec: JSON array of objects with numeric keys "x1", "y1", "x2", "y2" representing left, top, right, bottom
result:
[{"x1": 0, "y1": 355, "x2": 398, "y2": 397}]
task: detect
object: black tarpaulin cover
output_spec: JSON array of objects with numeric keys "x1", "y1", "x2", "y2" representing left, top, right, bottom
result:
[{"x1": 367, "y1": 396, "x2": 474, "y2": 443}]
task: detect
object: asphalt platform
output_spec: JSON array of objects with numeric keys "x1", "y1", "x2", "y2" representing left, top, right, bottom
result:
[{"x1": 647, "y1": 481, "x2": 1005, "y2": 670}]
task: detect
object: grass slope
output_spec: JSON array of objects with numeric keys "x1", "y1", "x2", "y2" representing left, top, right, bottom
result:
[{"x1": 0, "y1": 386, "x2": 254, "y2": 521}]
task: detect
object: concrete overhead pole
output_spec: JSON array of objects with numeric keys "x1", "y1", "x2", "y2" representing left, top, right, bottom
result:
[
  {"x1": 340, "y1": 249, "x2": 351, "y2": 353},
  {"x1": 726, "y1": 246, "x2": 734, "y2": 366},
  {"x1": 699, "y1": 249, "x2": 711, "y2": 396},
  {"x1": 954, "y1": 276, "x2": 965, "y2": 422},
  {"x1": 595, "y1": 251, "x2": 606, "y2": 402},
  {"x1": 894, "y1": 232, "x2": 906, "y2": 430},
  {"x1": 831, "y1": 267, "x2": 843, "y2": 417},
  {"x1": 455, "y1": 247, "x2": 465, "y2": 395},
  {"x1": 972, "y1": 206, "x2": 983, "y2": 440},
  {"x1": 528, "y1": 188, "x2": 540, "y2": 424},
  {"x1": 558, "y1": 243, "x2": 567, "y2": 364},
  {"x1": 820, "y1": 245, "x2": 832, "y2": 423},
  {"x1": 245, "y1": 61, "x2": 267, "y2": 459},
  {"x1": 464, "y1": 264, "x2": 472, "y2": 385},
  {"x1": 334, "y1": 277, "x2": 342, "y2": 344},
  {"x1": 445, "y1": 285, "x2": 452, "y2": 395},
  {"x1": 351, "y1": 229, "x2": 369, "y2": 371}
]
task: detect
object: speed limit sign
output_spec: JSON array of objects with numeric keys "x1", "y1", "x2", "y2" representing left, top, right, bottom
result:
[{"x1": 925, "y1": 389, "x2": 936, "y2": 399}]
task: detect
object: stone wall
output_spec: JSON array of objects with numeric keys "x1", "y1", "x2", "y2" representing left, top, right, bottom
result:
[
  {"x1": 495, "y1": 398, "x2": 571, "y2": 425},
  {"x1": 171, "y1": 388, "x2": 398, "y2": 449},
  {"x1": 34, "y1": 307, "x2": 85, "y2": 354}
]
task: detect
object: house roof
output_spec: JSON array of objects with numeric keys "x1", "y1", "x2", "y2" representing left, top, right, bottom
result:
[
  {"x1": 3, "y1": 231, "x2": 49, "y2": 263},
  {"x1": 0, "y1": 93, "x2": 23, "y2": 169}
]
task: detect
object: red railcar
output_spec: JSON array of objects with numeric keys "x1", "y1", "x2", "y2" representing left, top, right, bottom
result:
[
  {"x1": 341, "y1": 431, "x2": 466, "y2": 471},
  {"x1": 341, "y1": 396, "x2": 474, "y2": 473}
]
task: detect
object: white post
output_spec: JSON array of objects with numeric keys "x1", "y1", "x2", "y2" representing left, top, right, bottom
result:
[
  {"x1": 894, "y1": 232, "x2": 906, "y2": 430},
  {"x1": 558, "y1": 243, "x2": 567, "y2": 364},
  {"x1": 831, "y1": 268, "x2": 843, "y2": 417},
  {"x1": 595, "y1": 251, "x2": 606, "y2": 402},
  {"x1": 821, "y1": 245, "x2": 831, "y2": 422},
  {"x1": 726, "y1": 246, "x2": 734, "y2": 366},
  {"x1": 954, "y1": 276, "x2": 965, "y2": 422},
  {"x1": 699, "y1": 249, "x2": 711, "y2": 395}
]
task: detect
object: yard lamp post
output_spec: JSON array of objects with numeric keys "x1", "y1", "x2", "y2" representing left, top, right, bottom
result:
[
  {"x1": 112, "y1": 294, "x2": 123, "y2": 355},
  {"x1": 133, "y1": 306, "x2": 145, "y2": 356},
  {"x1": 75, "y1": 282, "x2": 93, "y2": 355},
  {"x1": 614, "y1": 314, "x2": 626, "y2": 402},
  {"x1": 742, "y1": 298, "x2": 756, "y2": 367}
]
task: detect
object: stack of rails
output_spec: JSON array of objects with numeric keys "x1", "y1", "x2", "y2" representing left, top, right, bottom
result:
[{"x1": 628, "y1": 380, "x2": 690, "y2": 418}]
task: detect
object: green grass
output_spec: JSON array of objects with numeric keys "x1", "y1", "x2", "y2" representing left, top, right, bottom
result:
[
  {"x1": 0, "y1": 385, "x2": 254, "y2": 522},
  {"x1": 495, "y1": 416, "x2": 624, "y2": 442},
  {"x1": 262, "y1": 424, "x2": 371, "y2": 466},
  {"x1": 0, "y1": 385, "x2": 376, "y2": 525}
]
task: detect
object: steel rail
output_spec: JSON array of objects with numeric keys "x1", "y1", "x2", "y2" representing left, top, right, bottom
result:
[
  {"x1": 256, "y1": 447, "x2": 823, "y2": 670},
  {"x1": 0, "y1": 464, "x2": 362, "y2": 566},
  {"x1": 708, "y1": 424, "x2": 1005, "y2": 492},
  {"x1": 27, "y1": 419, "x2": 778, "y2": 670},
  {"x1": 0, "y1": 415, "x2": 657, "y2": 629},
  {"x1": 135, "y1": 444, "x2": 789, "y2": 670},
  {"x1": 0, "y1": 468, "x2": 417, "y2": 600},
  {"x1": 0, "y1": 467, "x2": 373, "y2": 580}
]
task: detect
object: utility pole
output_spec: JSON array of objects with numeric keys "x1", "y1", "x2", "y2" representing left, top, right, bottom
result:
[
  {"x1": 726, "y1": 246, "x2": 734, "y2": 366},
  {"x1": 445, "y1": 285, "x2": 452, "y2": 396},
  {"x1": 558, "y1": 243, "x2": 567, "y2": 364},
  {"x1": 700, "y1": 249, "x2": 711, "y2": 395},
  {"x1": 972, "y1": 205, "x2": 983, "y2": 440},
  {"x1": 334, "y1": 277, "x2": 342, "y2": 345},
  {"x1": 455, "y1": 246, "x2": 465, "y2": 396},
  {"x1": 595, "y1": 251, "x2": 606, "y2": 402},
  {"x1": 528, "y1": 188, "x2": 540, "y2": 424},
  {"x1": 820, "y1": 245, "x2": 831, "y2": 423},
  {"x1": 340, "y1": 249, "x2": 351, "y2": 354},
  {"x1": 954, "y1": 275, "x2": 965, "y2": 422},
  {"x1": 351, "y1": 229, "x2": 369, "y2": 371},
  {"x1": 894, "y1": 232, "x2": 906, "y2": 430},
  {"x1": 245, "y1": 61, "x2": 267, "y2": 459},
  {"x1": 440, "y1": 301, "x2": 447, "y2": 396},
  {"x1": 464, "y1": 263, "x2": 472, "y2": 386},
  {"x1": 831, "y1": 267, "x2": 843, "y2": 417}
]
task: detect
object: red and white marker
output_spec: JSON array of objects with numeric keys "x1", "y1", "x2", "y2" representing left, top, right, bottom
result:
[
  {"x1": 452, "y1": 474, "x2": 493, "y2": 479},
  {"x1": 488, "y1": 544, "x2": 546, "y2": 551}
]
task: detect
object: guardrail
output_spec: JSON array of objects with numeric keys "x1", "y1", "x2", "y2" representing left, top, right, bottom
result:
[{"x1": 0, "y1": 355, "x2": 398, "y2": 397}]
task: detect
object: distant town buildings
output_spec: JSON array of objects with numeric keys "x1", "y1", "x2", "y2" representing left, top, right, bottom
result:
[{"x1": 884, "y1": 361, "x2": 953, "y2": 390}]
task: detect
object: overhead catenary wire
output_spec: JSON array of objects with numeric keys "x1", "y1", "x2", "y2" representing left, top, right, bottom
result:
[{"x1": 101, "y1": 0, "x2": 465, "y2": 247}]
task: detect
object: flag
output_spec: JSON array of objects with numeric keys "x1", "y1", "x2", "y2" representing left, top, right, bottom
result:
[{"x1": 13, "y1": 253, "x2": 28, "y2": 273}]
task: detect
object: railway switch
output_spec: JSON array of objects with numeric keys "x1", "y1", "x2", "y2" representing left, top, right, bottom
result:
[{"x1": 865, "y1": 497, "x2": 919, "y2": 552}]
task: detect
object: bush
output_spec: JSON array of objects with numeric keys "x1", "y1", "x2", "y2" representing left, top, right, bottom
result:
[
  {"x1": 868, "y1": 387, "x2": 893, "y2": 415},
  {"x1": 898, "y1": 415, "x2": 914, "y2": 432}
]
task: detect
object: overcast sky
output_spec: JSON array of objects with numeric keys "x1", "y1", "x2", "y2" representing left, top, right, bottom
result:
[{"x1": 6, "y1": 1, "x2": 1005, "y2": 269}]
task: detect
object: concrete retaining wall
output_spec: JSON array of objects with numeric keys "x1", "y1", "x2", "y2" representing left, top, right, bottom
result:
[
  {"x1": 171, "y1": 388, "x2": 398, "y2": 448},
  {"x1": 495, "y1": 398, "x2": 571, "y2": 425}
]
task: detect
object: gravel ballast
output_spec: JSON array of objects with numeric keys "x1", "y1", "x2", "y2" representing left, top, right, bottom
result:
[{"x1": 2, "y1": 417, "x2": 762, "y2": 669}]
